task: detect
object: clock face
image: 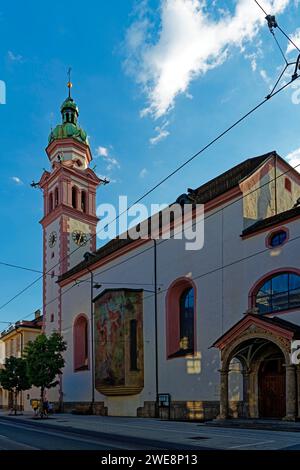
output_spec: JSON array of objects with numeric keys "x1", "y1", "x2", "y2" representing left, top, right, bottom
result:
[
  {"x1": 72, "y1": 230, "x2": 88, "y2": 246},
  {"x1": 48, "y1": 231, "x2": 57, "y2": 248}
]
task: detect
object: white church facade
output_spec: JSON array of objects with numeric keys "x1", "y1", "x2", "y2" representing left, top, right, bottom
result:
[{"x1": 39, "y1": 89, "x2": 300, "y2": 420}]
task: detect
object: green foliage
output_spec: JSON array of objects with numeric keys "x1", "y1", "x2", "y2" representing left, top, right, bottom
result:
[
  {"x1": 0, "y1": 356, "x2": 30, "y2": 393},
  {"x1": 24, "y1": 332, "x2": 66, "y2": 398},
  {"x1": 0, "y1": 356, "x2": 31, "y2": 414}
]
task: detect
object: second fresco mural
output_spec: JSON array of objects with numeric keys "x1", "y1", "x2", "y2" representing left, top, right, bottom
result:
[{"x1": 94, "y1": 289, "x2": 144, "y2": 396}]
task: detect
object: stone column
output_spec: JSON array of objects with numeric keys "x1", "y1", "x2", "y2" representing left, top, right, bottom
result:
[
  {"x1": 284, "y1": 364, "x2": 297, "y2": 421},
  {"x1": 297, "y1": 365, "x2": 300, "y2": 419},
  {"x1": 218, "y1": 369, "x2": 229, "y2": 420},
  {"x1": 242, "y1": 368, "x2": 250, "y2": 418}
]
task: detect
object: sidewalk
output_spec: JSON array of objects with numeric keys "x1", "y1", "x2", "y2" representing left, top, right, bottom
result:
[
  {"x1": 207, "y1": 418, "x2": 300, "y2": 432},
  {"x1": 1, "y1": 411, "x2": 300, "y2": 449}
]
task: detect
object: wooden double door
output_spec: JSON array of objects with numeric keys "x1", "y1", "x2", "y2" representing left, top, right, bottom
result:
[{"x1": 258, "y1": 358, "x2": 286, "y2": 418}]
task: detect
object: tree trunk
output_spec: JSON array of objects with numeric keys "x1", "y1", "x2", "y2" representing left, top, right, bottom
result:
[
  {"x1": 14, "y1": 390, "x2": 18, "y2": 416},
  {"x1": 40, "y1": 387, "x2": 44, "y2": 418}
]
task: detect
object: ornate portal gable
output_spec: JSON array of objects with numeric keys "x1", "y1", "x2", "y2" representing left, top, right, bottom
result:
[
  {"x1": 213, "y1": 314, "x2": 300, "y2": 420},
  {"x1": 213, "y1": 314, "x2": 300, "y2": 367}
]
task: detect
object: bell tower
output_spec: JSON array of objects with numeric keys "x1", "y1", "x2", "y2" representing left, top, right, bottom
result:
[{"x1": 39, "y1": 79, "x2": 102, "y2": 335}]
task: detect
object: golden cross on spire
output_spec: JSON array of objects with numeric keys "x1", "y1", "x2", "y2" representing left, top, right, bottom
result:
[{"x1": 67, "y1": 67, "x2": 72, "y2": 98}]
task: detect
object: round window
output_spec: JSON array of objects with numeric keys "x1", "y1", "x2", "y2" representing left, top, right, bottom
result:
[{"x1": 269, "y1": 230, "x2": 287, "y2": 247}]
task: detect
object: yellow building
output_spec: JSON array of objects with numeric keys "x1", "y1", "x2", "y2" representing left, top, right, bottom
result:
[{"x1": 0, "y1": 311, "x2": 42, "y2": 411}]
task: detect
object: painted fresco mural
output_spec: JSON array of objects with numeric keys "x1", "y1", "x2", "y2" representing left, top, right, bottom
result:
[{"x1": 94, "y1": 289, "x2": 144, "y2": 396}]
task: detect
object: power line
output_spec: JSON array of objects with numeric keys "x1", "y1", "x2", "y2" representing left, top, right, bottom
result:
[
  {"x1": 39, "y1": 225, "x2": 300, "y2": 336},
  {"x1": 254, "y1": 0, "x2": 300, "y2": 53},
  {"x1": 2, "y1": 3, "x2": 300, "y2": 313},
  {"x1": 141, "y1": 231, "x2": 300, "y2": 304},
  {"x1": 3, "y1": 158, "x2": 300, "y2": 282},
  {"x1": 1, "y1": 73, "x2": 299, "y2": 314},
  {"x1": 254, "y1": 0, "x2": 268, "y2": 16},
  {"x1": 2, "y1": 155, "x2": 300, "y2": 322},
  {"x1": 9, "y1": 156, "x2": 300, "y2": 326},
  {"x1": 0, "y1": 262, "x2": 57, "y2": 278}
]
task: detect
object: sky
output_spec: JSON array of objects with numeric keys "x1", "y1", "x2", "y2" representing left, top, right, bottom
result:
[{"x1": 1, "y1": 0, "x2": 300, "y2": 324}]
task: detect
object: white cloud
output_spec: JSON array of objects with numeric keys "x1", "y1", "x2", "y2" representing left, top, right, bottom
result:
[
  {"x1": 286, "y1": 147, "x2": 300, "y2": 171},
  {"x1": 149, "y1": 120, "x2": 170, "y2": 144},
  {"x1": 11, "y1": 176, "x2": 23, "y2": 185},
  {"x1": 96, "y1": 146, "x2": 109, "y2": 157},
  {"x1": 125, "y1": 0, "x2": 290, "y2": 119},
  {"x1": 259, "y1": 69, "x2": 273, "y2": 88},
  {"x1": 244, "y1": 47, "x2": 263, "y2": 72},
  {"x1": 8, "y1": 51, "x2": 23, "y2": 62},
  {"x1": 95, "y1": 145, "x2": 120, "y2": 171},
  {"x1": 291, "y1": 82, "x2": 300, "y2": 104},
  {"x1": 286, "y1": 28, "x2": 300, "y2": 54},
  {"x1": 139, "y1": 168, "x2": 148, "y2": 178}
]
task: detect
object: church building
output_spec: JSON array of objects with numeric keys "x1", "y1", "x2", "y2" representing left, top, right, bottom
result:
[{"x1": 39, "y1": 86, "x2": 300, "y2": 421}]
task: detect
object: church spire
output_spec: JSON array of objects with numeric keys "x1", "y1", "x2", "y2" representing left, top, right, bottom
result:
[
  {"x1": 67, "y1": 67, "x2": 72, "y2": 99},
  {"x1": 48, "y1": 70, "x2": 88, "y2": 146}
]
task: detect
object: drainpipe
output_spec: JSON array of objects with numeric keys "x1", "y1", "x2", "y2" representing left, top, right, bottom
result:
[
  {"x1": 274, "y1": 153, "x2": 278, "y2": 215},
  {"x1": 86, "y1": 267, "x2": 95, "y2": 414},
  {"x1": 154, "y1": 239, "x2": 159, "y2": 417},
  {"x1": 17, "y1": 330, "x2": 23, "y2": 412}
]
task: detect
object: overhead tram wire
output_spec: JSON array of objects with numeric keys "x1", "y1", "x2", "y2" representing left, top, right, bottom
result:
[
  {"x1": 140, "y1": 231, "x2": 300, "y2": 305},
  {"x1": 22, "y1": 226, "x2": 300, "y2": 336},
  {"x1": 254, "y1": 0, "x2": 300, "y2": 53},
  {"x1": 2, "y1": 2, "x2": 300, "y2": 312},
  {"x1": 1, "y1": 71, "x2": 300, "y2": 315},
  {"x1": 8, "y1": 157, "x2": 300, "y2": 326},
  {"x1": 2, "y1": 158, "x2": 300, "y2": 287}
]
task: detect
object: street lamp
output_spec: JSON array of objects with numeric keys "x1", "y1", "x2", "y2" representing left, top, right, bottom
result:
[
  {"x1": 80, "y1": 242, "x2": 160, "y2": 417},
  {"x1": 85, "y1": 266, "x2": 101, "y2": 415}
]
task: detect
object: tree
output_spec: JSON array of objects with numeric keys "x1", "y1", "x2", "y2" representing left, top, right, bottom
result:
[
  {"x1": 25, "y1": 332, "x2": 67, "y2": 405},
  {"x1": 0, "y1": 356, "x2": 31, "y2": 415}
]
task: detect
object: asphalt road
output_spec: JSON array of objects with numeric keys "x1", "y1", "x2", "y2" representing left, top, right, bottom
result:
[
  {"x1": 0, "y1": 419, "x2": 204, "y2": 450},
  {"x1": 0, "y1": 417, "x2": 300, "y2": 450}
]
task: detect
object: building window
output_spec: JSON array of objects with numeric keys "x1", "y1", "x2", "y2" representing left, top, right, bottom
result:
[
  {"x1": 254, "y1": 272, "x2": 300, "y2": 314},
  {"x1": 166, "y1": 278, "x2": 196, "y2": 358},
  {"x1": 179, "y1": 288, "x2": 194, "y2": 352},
  {"x1": 74, "y1": 315, "x2": 89, "y2": 371},
  {"x1": 285, "y1": 178, "x2": 292, "y2": 192},
  {"x1": 81, "y1": 191, "x2": 87, "y2": 213},
  {"x1": 50, "y1": 313, "x2": 54, "y2": 323},
  {"x1": 54, "y1": 187, "x2": 59, "y2": 207},
  {"x1": 130, "y1": 319, "x2": 138, "y2": 371},
  {"x1": 49, "y1": 193, "x2": 53, "y2": 213},
  {"x1": 72, "y1": 187, "x2": 78, "y2": 209},
  {"x1": 268, "y1": 229, "x2": 288, "y2": 248}
]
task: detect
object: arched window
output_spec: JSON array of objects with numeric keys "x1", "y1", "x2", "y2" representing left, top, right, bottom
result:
[
  {"x1": 72, "y1": 187, "x2": 78, "y2": 209},
  {"x1": 54, "y1": 187, "x2": 59, "y2": 207},
  {"x1": 254, "y1": 272, "x2": 300, "y2": 314},
  {"x1": 179, "y1": 288, "x2": 194, "y2": 352},
  {"x1": 81, "y1": 191, "x2": 87, "y2": 213},
  {"x1": 74, "y1": 315, "x2": 89, "y2": 371},
  {"x1": 49, "y1": 193, "x2": 53, "y2": 213},
  {"x1": 166, "y1": 278, "x2": 196, "y2": 358}
]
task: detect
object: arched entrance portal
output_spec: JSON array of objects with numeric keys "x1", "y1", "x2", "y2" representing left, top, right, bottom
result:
[
  {"x1": 258, "y1": 353, "x2": 286, "y2": 418},
  {"x1": 213, "y1": 314, "x2": 299, "y2": 421},
  {"x1": 225, "y1": 338, "x2": 288, "y2": 419}
]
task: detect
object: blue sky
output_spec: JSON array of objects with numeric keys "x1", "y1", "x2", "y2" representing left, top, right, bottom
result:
[{"x1": 0, "y1": 0, "x2": 300, "y2": 324}]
